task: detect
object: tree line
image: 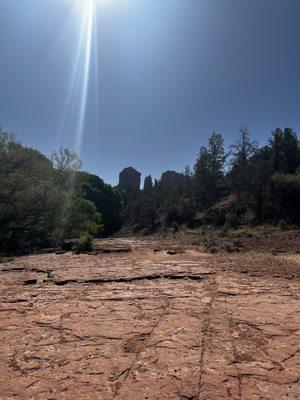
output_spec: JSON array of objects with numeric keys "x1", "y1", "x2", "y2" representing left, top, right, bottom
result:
[
  {"x1": 0, "y1": 126, "x2": 124, "y2": 254},
  {"x1": 122, "y1": 126, "x2": 300, "y2": 231},
  {"x1": 1, "y1": 124, "x2": 299, "y2": 254}
]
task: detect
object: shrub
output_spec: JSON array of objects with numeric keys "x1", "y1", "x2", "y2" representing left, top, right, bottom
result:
[
  {"x1": 72, "y1": 235, "x2": 93, "y2": 254},
  {"x1": 165, "y1": 207, "x2": 181, "y2": 226},
  {"x1": 277, "y1": 219, "x2": 289, "y2": 231}
]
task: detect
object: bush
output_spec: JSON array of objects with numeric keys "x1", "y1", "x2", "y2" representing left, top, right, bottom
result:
[
  {"x1": 277, "y1": 219, "x2": 289, "y2": 231},
  {"x1": 171, "y1": 221, "x2": 180, "y2": 232},
  {"x1": 271, "y1": 173, "x2": 300, "y2": 223},
  {"x1": 225, "y1": 212, "x2": 241, "y2": 228},
  {"x1": 165, "y1": 207, "x2": 181, "y2": 226},
  {"x1": 72, "y1": 235, "x2": 93, "y2": 254}
]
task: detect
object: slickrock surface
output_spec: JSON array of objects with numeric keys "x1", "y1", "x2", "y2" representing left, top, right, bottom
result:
[{"x1": 0, "y1": 238, "x2": 299, "y2": 399}]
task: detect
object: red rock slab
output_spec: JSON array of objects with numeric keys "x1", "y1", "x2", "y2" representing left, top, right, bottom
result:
[{"x1": 0, "y1": 238, "x2": 299, "y2": 399}]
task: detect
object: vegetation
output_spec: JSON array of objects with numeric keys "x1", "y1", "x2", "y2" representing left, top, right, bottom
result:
[
  {"x1": 122, "y1": 126, "x2": 300, "y2": 231},
  {"x1": 0, "y1": 126, "x2": 124, "y2": 254},
  {"x1": 1, "y1": 123, "x2": 299, "y2": 255},
  {"x1": 72, "y1": 235, "x2": 93, "y2": 254}
]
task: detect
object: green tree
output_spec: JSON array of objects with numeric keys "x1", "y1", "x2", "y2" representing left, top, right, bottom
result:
[
  {"x1": 0, "y1": 128, "x2": 63, "y2": 253},
  {"x1": 229, "y1": 125, "x2": 258, "y2": 195},
  {"x1": 63, "y1": 198, "x2": 103, "y2": 238},
  {"x1": 0, "y1": 126, "x2": 123, "y2": 254},
  {"x1": 80, "y1": 173, "x2": 124, "y2": 235},
  {"x1": 193, "y1": 146, "x2": 211, "y2": 209},
  {"x1": 207, "y1": 132, "x2": 226, "y2": 203},
  {"x1": 193, "y1": 132, "x2": 226, "y2": 209},
  {"x1": 269, "y1": 128, "x2": 299, "y2": 174},
  {"x1": 246, "y1": 146, "x2": 273, "y2": 221},
  {"x1": 271, "y1": 172, "x2": 300, "y2": 223}
]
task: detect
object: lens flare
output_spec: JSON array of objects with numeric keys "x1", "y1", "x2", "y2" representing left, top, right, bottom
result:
[
  {"x1": 58, "y1": 0, "x2": 127, "y2": 154},
  {"x1": 77, "y1": 0, "x2": 115, "y2": 9},
  {"x1": 57, "y1": 0, "x2": 97, "y2": 155},
  {"x1": 75, "y1": 0, "x2": 94, "y2": 152}
]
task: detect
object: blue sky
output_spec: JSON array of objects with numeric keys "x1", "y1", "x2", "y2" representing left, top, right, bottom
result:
[{"x1": 0, "y1": 0, "x2": 300, "y2": 185}]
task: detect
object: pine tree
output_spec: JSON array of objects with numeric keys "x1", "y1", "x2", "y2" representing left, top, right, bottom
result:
[
  {"x1": 193, "y1": 146, "x2": 211, "y2": 209},
  {"x1": 229, "y1": 125, "x2": 258, "y2": 195},
  {"x1": 207, "y1": 132, "x2": 226, "y2": 203}
]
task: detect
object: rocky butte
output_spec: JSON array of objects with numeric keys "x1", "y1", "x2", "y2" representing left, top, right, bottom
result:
[
  {"x1": 118, "y1": 167, "x2": 141, "y2": 194},
  {"x1": 159, "y1": 170, "x2": 185, "y2": 191}
]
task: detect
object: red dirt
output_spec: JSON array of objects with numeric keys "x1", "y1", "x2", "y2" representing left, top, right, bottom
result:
[{"x1": 0, "y1": 238, "x2": 299, "y2": 399}]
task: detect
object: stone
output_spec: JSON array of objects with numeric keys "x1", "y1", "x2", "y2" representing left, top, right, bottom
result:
[
  {"x1": 159, "y1": 170, "x2": 185, "y2": 190},
  {"x1": 0, "y1": 237, "x2": 299, "y2": 400},
  {"x1": 118, "y1": 167, "x2": 141, "y2": 194},
  {"x1": 143, "y1": 175, "x2": 153, "y2": 194}
]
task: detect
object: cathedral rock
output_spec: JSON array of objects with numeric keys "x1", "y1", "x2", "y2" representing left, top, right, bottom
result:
[{"x1": 118, "y1": 167, "x2": 141, "y2": 194}]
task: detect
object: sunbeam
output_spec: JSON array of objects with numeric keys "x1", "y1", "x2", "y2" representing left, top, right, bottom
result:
[
  {"x1": 57, "y1": 0, "x2": 132, "y2": 153},
  {"x1": 75, "y1": 0, "x2": 94, "y2": 152},
  {"x1": 56, "y1": 0, "x2": 97, "y2": 155},
  {"x1": 77, "y1": 0, "x2": 117, "y2": 8}
]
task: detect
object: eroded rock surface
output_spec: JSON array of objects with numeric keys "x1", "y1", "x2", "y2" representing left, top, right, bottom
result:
[
  {"x1": 118, "y1": 167, "x2": 141, "y2": 193},
  {"x1": 160, "y1": 171, "x2": 185, "y2": 191},
  {"x1": 0, "y1": 238, "x2": 299, "y2": 399}
]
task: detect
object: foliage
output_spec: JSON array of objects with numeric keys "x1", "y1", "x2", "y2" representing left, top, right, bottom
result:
[
  {"x1": 79, "y1": 173, "x2": 124, "y2": 235},
  {"x1": 121, "y1": 125, "x2": 300, "y2": 232},
  {"x1": 1, "y1": 122, "x2": 299, "y2": 252},
  {"x1": 72, "y1": 235, "x2": 93, "y2": 254},
  {"x1": 63, "y1": 198, "x2": 103, "y2": 238},
  {"x1": 0, "y1": 127, "x2": 63, "y2": 253},
  {"x1": 193, "y1": 132, "x2": 226, "y2": 209},
  {"x1": 0, "y1": 126, "x2": 123, "y2": 254},
  {"x1": 51, "y1": 147, "x2": 82, "y2": 172},
  {"x1": 271, "y1": 172, "x2": 300, "y2": 223}
]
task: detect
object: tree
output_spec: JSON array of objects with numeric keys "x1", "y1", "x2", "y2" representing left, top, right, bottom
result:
[
  {"x1": 0, "y1": 129, "x2": 64, "y2": 253},
  {"x1": 229, "y1": 125, "x2": 258, "y2": 195},
  {"x1": 246, "y1": 146, "x2": 273, "y2": 221},
  {"x1": 0, "y1": 126, "x2": 123, "y2": 254},
  {"x1": 269, "y1": 128, "x2": 284, "y2": 172},
  {"x1": 193, "y1": 146, "x2": 211, "y2": 209},
  {"x1": 80, "y1": 173, "x2": 124, "y2": 235},
  {"x1": 207, "y1": 132, "x2": 226, "y2": 203},
  {"x1": 63, "y1": 199, "x2": 103, "y2": 238},
  {"x1": 51, "y1": 147, "x2": 82, "y2": 172},
  {"x1": 208, "y1": 132, "x2": 226, "y2": 176},
  {"x1": 181, "y1": 165, "x2": 193, "y2": 200},
  {"x1": 269, "y1": 128, "x2": 300, "y2": 174},
  {"x1": 271, "y1": 172, "x2": 300, "y2": 223},
  {"x1": 282, "y1": 128, "x2": 300, "y2": 173},
  {"x1": 193, "y1": 132, "x2": 226, "y2": 209}
]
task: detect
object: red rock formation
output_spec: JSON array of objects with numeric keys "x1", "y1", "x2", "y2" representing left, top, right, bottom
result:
[
  {"x1": 119, "y1": 167, "x2": 141, "y2": 194},
  {"x1": 160, "y1": 170, "x2": 184, "y2": 190}
]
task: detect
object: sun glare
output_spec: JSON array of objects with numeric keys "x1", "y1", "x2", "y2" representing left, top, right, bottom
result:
[
  {"x1": 59, "y1": 0, "x2": 125, "y2": 153},
  {"x1": 56, "y1": 0, "x2": 97, "y2": 154},
  {"x1": 77, "y1": 0, "x2": 114, "y2": 9}
]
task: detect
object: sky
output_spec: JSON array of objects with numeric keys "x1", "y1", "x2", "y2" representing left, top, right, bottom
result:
[{"x1": 0, "y1": 0, "x2": 300, "y2": 185}]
